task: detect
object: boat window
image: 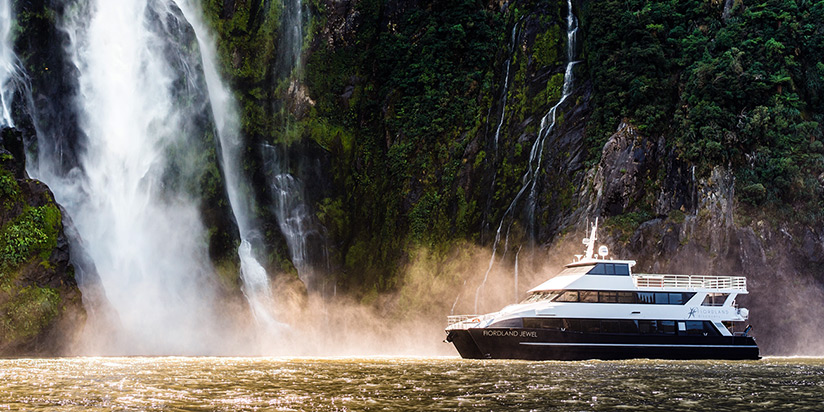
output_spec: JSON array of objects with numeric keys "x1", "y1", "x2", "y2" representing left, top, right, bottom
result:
[
  {"x1": 562, "y1": 319, "x2": 581, "y2": 332},
  {"x1": 581, "y1": 320, "x2": 600, "y2": 333},
  {"x1": 599, "y1": 291, "x2": 618, "y2": 303},
  {"x1": 523, "y1": 318, "x2": 563, "y2": 330},
  {"x1": 554, "y1": 291, "x2": 580, "y2": 302},
  {"x1": 684, "y1": 321, "x2": 705, "y2": 335},
  {"x1": 702, "y1": 293, "x2": 729, "y2": 306},
  {"x1": 617, "y1": 292, "x2": 635, "y2": 303},
  {"x1": 638, "y1": 320, "x2": 658, "y2": 334},
  {"x1": 586, "y1": 263, "x2": 631, "y2": 276},
  {"x1": 489, "y1": 318, "x2": 524, "y2": 328},
  {"x1": 601, "y1": 320, "x2": 620, "y2": 334},
  {"x1": 580, "y1": 291, "x2": 598, "y2": 303},
  {"x1": 668, "y1": 293, "x2": 684, "y2": 305},
  {"x1": 523, "y1": 318, "x2": 721, "y2": 336},
  {"x1": 620, "y1": 320, "x2": 640, "y2": 334},
  {"x1": 637, "y1": 292, "x2": 655, "y2": 304},
  {"x1": 659, "y1": 320, "x2": 676, "y2": 335},
  {"x1": 521, "y1": 291, "x2": 561, "y2": 303},
  {"x1": 529, "y1": 291, "x2": 696, "y2": 305}
]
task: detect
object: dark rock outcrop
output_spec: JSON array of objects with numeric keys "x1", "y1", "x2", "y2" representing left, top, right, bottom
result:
[{"x1": 0, "y1": 127, "x2": 84, "y2": 355}]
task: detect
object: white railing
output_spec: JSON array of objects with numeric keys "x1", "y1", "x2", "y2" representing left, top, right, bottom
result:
[
  {"x1": 633, "y1": 274, "x2": 747, "y2": 290},
  {"x1": 446, "y1": 314, "x2": 493, "y2": 327}
]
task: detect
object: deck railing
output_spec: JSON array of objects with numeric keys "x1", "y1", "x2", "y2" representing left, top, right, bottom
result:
[
  {"x1": 446, "y1": 314, "x2": 494, "y2": 327},
  {"x1": 633, "y1": 274, "x2": 747, "y2": 290}
]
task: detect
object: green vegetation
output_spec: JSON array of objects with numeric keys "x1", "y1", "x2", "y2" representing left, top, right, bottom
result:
[
  {"x1": 583, "y1": 0, "x2": 824, "y2": 221},
  {"x1": 0, "y1": 285, "x2": 60, "y2": 343}
]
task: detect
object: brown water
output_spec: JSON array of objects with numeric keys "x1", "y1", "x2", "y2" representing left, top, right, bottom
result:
[{"x1": 0, "y1": 357, "x2": 822, "y2": 411}]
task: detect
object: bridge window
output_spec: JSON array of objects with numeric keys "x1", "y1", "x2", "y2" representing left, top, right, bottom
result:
[{"x1": 587, "y1": 263, "x2": 631, "y2": 276}]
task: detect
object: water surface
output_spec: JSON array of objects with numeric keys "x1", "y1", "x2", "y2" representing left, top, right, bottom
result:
[{"x1": 0, "y1": 357, "x2": 822, "y2": 411}]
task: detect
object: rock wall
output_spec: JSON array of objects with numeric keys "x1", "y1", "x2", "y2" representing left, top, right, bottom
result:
[{"x1": 0, "y1": 128, "x2": 84, "y2": 355}]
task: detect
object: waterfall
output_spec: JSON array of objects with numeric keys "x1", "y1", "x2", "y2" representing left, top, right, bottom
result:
[
  {"x1": 492, "y1": 18, "x2": 523, "y2": 153},
  {"x1": 0, "y1": 0, "x2": 17, "y2": 126},
  {"x1": 475, "y1": 0, "x2": 579, "y2": 313},
  {"x1": 268, "y1": 0, "x2": 328, "y2": 290},
  {"x1": 174, "y1": 0, "x2": 285, "y2": 337},
  {"x1": 261, "y1": 144, "x2": 318, "y2": 286},
  {"x1": 27, "y1": 0, "x2": 230, "y2": 354}
]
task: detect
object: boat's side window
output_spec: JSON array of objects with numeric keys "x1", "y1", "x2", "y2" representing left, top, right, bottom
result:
[
  {"x1": 490, "y1": 318, "x2": 524, "y2": 328},
  {"x1": 617, "y1": 292, "x2": 635, "y2": 303},
  {"x1": 619, "y1": 320, "x2": 640, "y2": 334},
  {"x1": 668, "y1": 293, "x2": 684, "y2": 305},
  {"x1": 614, "y1": 264, "x2": 630, "y2": 275},
  {"x1": 684, "y1": 321, "x2": 705, "y2": 335},
  {"x1": 523, "y1": 318, "x2": 562, "y2": 330},
  {"x1": 659, "y1": 320, "x2": 676, "y2": 335},
  {"x1": 599, "y1": 291, "x2": 618, "y2": 303},
  {"x1": 654, "y1": 293, "x2": 670, "y2": 304},
  {"x1": 637, "y1": 292, "x2": 655, "y2": 304},
  {"x1": 638, "y1": 320, "x2": 658, "y2": 334},
  {"x1": 601, "y1": 320, "x2": 620, "y2": 334},
  {"x1": 683, "y1": 321, "x2": 721, "y2": 336},
  {"x1": 701, "y1": 293, "x2": 729, "y2": 306},
  {"x1": 580, "y1": 291, "x2": 598, "y2": 303},
  {"x1": 563, "y1": 319, "x2": 581, "y2": 332},
  {"x1": 554, "y1": 291, "x2": 580, "y2": 302}
]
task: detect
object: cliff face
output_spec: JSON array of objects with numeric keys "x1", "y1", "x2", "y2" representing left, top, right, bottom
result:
[
  {"x1": 3, "y1": 0, "x2": 823, "y2": 355},
  {"x1": 0, "y1": 128, "x2": 84, "y2": 355}
]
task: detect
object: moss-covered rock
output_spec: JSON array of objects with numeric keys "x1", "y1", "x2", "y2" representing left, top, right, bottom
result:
[{"x1": 0, "y1": 128, "x2": 84, "y2": 355}]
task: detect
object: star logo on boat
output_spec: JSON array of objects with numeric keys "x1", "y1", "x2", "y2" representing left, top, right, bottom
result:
[{"x1": 688, "y1": 308, "x2": 697, "y2": 318}]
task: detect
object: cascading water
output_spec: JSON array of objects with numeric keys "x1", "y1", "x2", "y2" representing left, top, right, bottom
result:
[
  {"x1": 174, "y1": 0, "x2": 285, "y2": 338},
  {"x1": 475, "y1": 0, "x2": 579, "y2": 312},
  {"x1": 268, "y1": 0, "x2": 328, "y2": 290},
  {"x1": 261, "y1": 144, "x2": 323, "y2": 288},
  {"x1": 0, "y1": 0, "x2": 17, "y2": 126},
  {"x1": 492, "y1": 18, "x2": 523, "y2": 153},
  {"x1": 28, "y1": 0, "x2": 230, "y2": 354}
]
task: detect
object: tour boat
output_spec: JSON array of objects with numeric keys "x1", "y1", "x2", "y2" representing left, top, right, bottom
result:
[{"x1": 445, "y1": 219, "x2": 760, "y2": 360}]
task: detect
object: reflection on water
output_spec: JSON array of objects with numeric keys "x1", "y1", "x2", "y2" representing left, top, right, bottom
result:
[{"x1": 0, "y1": 357, "x2": 822, "y2": 411}]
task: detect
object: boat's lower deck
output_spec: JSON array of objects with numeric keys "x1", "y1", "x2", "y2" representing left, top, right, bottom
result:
[{"x1": 446, "y1": 328, "x2": 760, "y2": 360}]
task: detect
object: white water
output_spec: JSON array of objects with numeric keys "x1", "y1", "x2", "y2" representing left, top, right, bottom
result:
[
  {"x1": 492, "y1": 18, "x2": 522, "y2": 152},
  {"x1": 27, "y1": 0, "x2": 228, "y2": 354},
  {"x1": 175, "y1": 0, "x2": 284, "y2": 338},
  {"x1": 268, "y1": 0, "x2": 326, "y2": 289},
  {"x1": 0, "y1": 0, "x2": 16, "y2": 126},
  {"x1": 475, "y1": 0, "x2": 579, "y2": 312},
  {"x1": 262, "y1": 144, "x2": 321, "y2": 288}
]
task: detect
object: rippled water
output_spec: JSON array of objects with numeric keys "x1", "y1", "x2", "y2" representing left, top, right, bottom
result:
[{"x1": 0, "y1": 357, "x2": 822, "y2": 411}]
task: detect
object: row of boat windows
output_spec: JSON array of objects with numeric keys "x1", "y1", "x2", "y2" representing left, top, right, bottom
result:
[
  {"x1": 523, "y1": 290, "x2": 697, "y2": 305},
  {"x1": 586, "y1": 263, "x2": 631, "y2": 276},
  {"x1": 491, "y1": 318, "x2": 720, "y2": 336}
]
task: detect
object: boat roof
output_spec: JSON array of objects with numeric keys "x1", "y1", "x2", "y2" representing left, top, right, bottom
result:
[{"x1": 526, "y1": 218, "x2": 748, "y2": 293}]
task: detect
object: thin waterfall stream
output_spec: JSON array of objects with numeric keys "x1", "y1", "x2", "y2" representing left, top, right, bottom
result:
[
  {"x1": 474, "y1": 0, "x2": 579, "y2": 313},
  {"x1": 175, "y1": 0, "x2": 286, "y2": 339},
  {"x1": 0, "y1": 0, "x2": 16, "y2": 126}
]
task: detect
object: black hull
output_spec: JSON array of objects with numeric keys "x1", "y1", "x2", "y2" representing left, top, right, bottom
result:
[{"x1": 445, "y1": 328, "x2": 760, "y2": 361}]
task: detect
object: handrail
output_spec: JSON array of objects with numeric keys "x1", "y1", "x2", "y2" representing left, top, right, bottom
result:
[
  {"x1": 633, "y1": 273, "x2": 747, "y2": 290},
  {"x1": 446, "y1": 314, "x2": 494, "y2": 327}
]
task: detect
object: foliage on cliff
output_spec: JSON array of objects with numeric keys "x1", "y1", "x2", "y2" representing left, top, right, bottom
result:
[
  {"x1": 0, "y1": 129, "x2": 83, "y2": 354},
  {"x1": 582, "y1": 0, "x2": 824, "y2": 219}
]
